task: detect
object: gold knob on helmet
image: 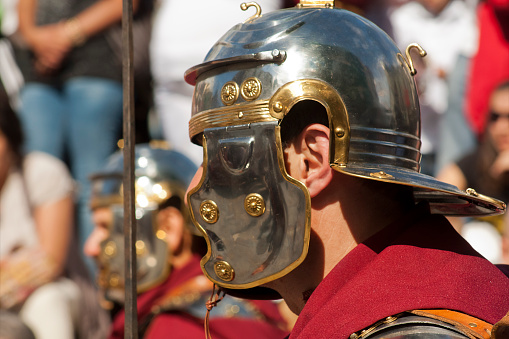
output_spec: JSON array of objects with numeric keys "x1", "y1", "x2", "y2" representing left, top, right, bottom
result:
[{"x1": 214, "y1": 260, "x2": 235, "y2": 282}]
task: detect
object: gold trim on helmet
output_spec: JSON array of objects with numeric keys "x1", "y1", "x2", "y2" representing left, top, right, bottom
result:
[
  {"x1": 269, "y1": 79, "x2": 350, "y2": 167},
  {"x1": 189, "y1": 100, "x2": 277, "y2": 144},
  {"x1": 190, "y1": 79, "x2": 350, "y2": 166}
]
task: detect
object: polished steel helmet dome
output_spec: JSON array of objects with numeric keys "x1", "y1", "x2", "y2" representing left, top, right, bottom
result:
[{"x1": 185, "y1": 2, "x2": 505, "y2": 217}]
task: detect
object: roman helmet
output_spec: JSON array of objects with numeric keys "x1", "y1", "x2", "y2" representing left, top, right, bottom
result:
[
  {"x1": 89, "y1": 142, "x2": 198, "y2": 304},
  {"x1": 185, "y1": 1, "x2": 506, "y2": 293}
]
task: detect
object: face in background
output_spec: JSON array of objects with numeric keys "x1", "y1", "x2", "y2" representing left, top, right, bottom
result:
[
  {"x1": 84, "y1": 205, "x2": 187, "y2": 261},
  {"x1": 84, "y1": 201, "x2": 195, "y2": 306},
  {"x1": 83, "y1": 207, "x2": 114, "y2": 259},
  {"x1": 84, "y1": 203, "x2": 192, "y2": 274},
  {"x1": 488, "y1": 86, "x2": 509, "y2": 154}
]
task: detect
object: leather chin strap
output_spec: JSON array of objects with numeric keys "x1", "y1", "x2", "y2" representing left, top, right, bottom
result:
[{"x1": 204, "y1": 284, "x2": 225, "y2": 339}]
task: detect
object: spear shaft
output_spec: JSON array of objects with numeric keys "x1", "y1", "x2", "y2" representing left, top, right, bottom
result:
[{"x1": 122, "y1": 0, "x2": 137, "y2": 337}]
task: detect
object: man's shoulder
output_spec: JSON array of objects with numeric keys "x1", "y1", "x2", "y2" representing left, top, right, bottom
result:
[{"x1": 353, "y1": 310, "x2": 484, "y2": 339}]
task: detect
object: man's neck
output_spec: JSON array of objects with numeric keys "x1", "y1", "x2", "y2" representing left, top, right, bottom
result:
[{"x1": 265, "y1": 183, "x2": 411, "y2": 315}]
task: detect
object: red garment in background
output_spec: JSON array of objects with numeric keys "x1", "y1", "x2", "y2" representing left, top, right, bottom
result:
[
  {"x1": 466, "y1": 0, "x2": 509, "y2": 137},
  {"x1": 109, "y1": 254, "x2": 288, "y2": 339},
  {"x1": 290, "y1": 203, "x2": 509, "y2": 338}
]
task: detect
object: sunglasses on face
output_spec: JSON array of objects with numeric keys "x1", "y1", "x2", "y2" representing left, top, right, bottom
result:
[{"x1": 489, "y1": 111, "x2": 509, "y2": 122}]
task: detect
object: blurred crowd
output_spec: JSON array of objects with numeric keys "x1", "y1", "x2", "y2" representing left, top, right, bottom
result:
[{"x1": 0, "y1": 0, "x2": 508, "y2": 338}]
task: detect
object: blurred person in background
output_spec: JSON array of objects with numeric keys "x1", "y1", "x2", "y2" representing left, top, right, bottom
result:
[
  {"x1": 390, "y1": 0, "x2": 478, "y2": 175},
  {"x1": 84, "y1": 143, "x2": 290, "y2": 338},
  {"x1": 437, "y1": 0, "x2": 509, "y2": 174},
  {"x1": 15, "y1": 0, "x2": 141, "y2": 274},
  {"x1": 0, "y1": 83, "x2": 80, "y2": 338},
  {"x1": 466, "y1": 0, "x2": 509, "y2": 139},
  {"x1": 437, "y1": 80, "x2": 509, "y2": 263}
]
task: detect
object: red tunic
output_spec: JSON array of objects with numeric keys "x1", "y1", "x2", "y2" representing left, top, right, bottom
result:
[
  {"x1": 109, "y1": 254, "x2": 288, "y2": 339},
  {"x1": 290, "y1": 203, "x2": 509, "y2": 338}
]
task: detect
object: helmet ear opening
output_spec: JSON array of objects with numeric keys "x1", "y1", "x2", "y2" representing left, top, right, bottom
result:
[
  {"x1": 270, "y1": 79, "x2": 350, "y2": 167},
  {"x1": 279, "y1": 100, "x2": 329, "y2": 148}
]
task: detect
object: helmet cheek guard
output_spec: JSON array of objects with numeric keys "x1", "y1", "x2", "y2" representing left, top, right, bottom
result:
[
  {"x1": 185, "y1": 2, "x2": 506, "y2": 292},
  {"x1": 188, "y1": 121, "x2": 311, "y2": 289},
  {"x1": 90, "y1": 144, "x2": 198, "y2": 304},
  {"x1": 97, "y1": 205, "x2": 170, "y2": 304}
]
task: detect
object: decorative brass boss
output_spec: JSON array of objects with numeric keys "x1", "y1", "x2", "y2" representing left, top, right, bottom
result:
[
  {"x1": 200, "y1": 200, "x2": 219, "y2": 223},
  {"x1": 244, "y1": 193, "x2": 266, "y2": 217},
  {"x1": 214, "y1": 260, "x2": 235, "y2": 282}
]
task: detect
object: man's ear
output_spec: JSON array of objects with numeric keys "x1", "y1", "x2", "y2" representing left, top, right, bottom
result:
[{"x1": 285, "y1": 123, "x2": 333, "y2": 197}]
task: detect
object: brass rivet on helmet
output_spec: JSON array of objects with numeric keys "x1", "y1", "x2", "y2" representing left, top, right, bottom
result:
[
  {"x1": 200, "y1": 200, "x2": 219, "y2": 223},
  {"x1": 241, "y1": 77, "x2": 262, "y2": 101},
  {"x1": 104, "y1": 241, "x2": 117, "y2": 257},
  {"x1": 273, "y1": 101, "x2": 283, "y2": 113},
  {"x1": 238, "y1": 111, "x2": 244, "y2": 119},
  {"x1": 214, "y1": 260, "x2": 235, "y2": 281},
  {"x1": 335, "y1": 127, "x2": 345, "y2": 138},
  {"x1": 221, "y1": 81, "x2": 239, "y2": 106},
  {"x1": 244, "y1": 193, "x2": 266, "y2": 217},
  {"x1": 369, "y1": 171, "x2": 395, "y2": 180},
  {"x1": 466, "y1": 188, "x2": 478, "y2": 197}
]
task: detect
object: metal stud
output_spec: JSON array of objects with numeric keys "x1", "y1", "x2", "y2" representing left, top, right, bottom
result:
[
  {"x1": 214, "y1": 260, "x2": 235, "y2": 281},
  {"x1": 369, "y1": 171, "x2": 395, "y2": 180},
  {"x1": 200, "y1": 200, "x2": 219, "y2": 224},
  {"x1": 466, "y1": 188, "x2": 478, "y2": 197},
  {"x1": 244, "y1": 193, "x2": 266, "y2": 217},
  {"x1": 335, "y1": 127, "x2": 345, "y2": 138},
  {"x1": 221, "y1": 81, "x2": 239, "y2": 106},
  {"x1": 273, "y1": 101, "x2": 283, "y2": 113},
  {"x1": 241, "y1": 77, "x2": 262, "y2": 101}
]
